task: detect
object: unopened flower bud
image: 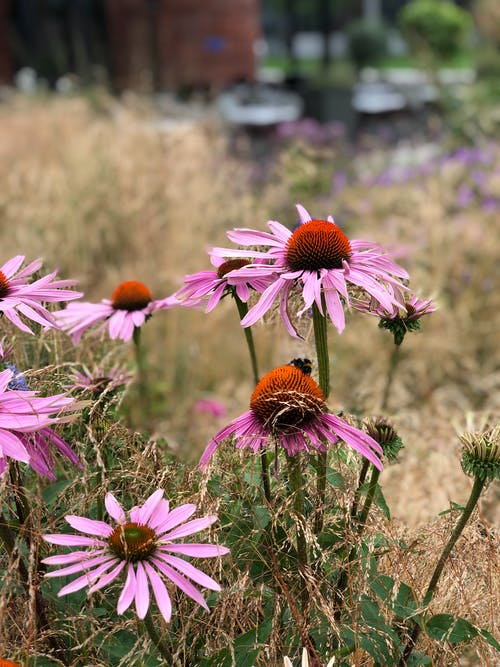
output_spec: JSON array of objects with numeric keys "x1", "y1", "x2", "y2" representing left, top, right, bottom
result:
[
  {"x1": 363, "y1": 417, "x2": 403, "y2": 462},
  {"x1": 459, "y1": 424, "x2": 500, "y2": 480}
]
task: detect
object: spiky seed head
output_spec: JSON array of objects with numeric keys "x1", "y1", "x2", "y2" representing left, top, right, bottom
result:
[
  {"x1": 363, "y1": 416, "x2": 404, "y2": 462},
  {"x1": 459, "y1": 423, "x2": 500, "y2": 480}
]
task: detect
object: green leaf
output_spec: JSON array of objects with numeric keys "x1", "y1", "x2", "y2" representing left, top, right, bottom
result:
[
  {"x1": 373, "y1": 484, "x2": 391, "y2": 520},
  {"x1": 254, "y1": 505, "x2": 271, "y2": 530},
  {"x1": 478, "y1": 628, "x2": 500, "y2": 652},
  {"x1": 426, "y1": 614, "x2": 477, "y2": 644},
  {"x1": 406, "y1": 652, "x2": 432, "y2": 666},
  {"x1": 206, "y1": 617, "x2": 272, "y2": 667},
  {"x1": 326, "y1": 468, "x2": 347, "y2": 490},
  {"x1": 42, "y1": 478, "x2": 72, "y2": 507},
  {"x1": 438, "y1": 501, "x2": 465, "y2": 516},
  {"x1": 370, "y1": 575, "x2": 419, "y2": 620}
]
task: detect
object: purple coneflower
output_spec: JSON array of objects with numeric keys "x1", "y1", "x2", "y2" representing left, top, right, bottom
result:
[
  {"x1": 173, "y1": 252, "x2": 272, "y2": 312},
  {"x1": 199, "y1": 364, "x2": 383, "y2": 470},
  {"x1": 69, "y1": 365, "x2": 132, "y2": 396},
  {"x1": 55, "y1": 281, "x2": 177, "y2": 344},
  {"x1": 212, "y1": 204, "x2": 408, "y2": 337},
  {"x1": 42, "y1": 489, "x2": 229, "y2": 623},
  {"x1": 0, "y1": 368, "x2": 80, "y2": 477},
  {"x1": 0, "y1": 255, "x2": 82, "y2": 334},
  {"x1": 194, "y1": 399, "x2": 227, "y2": 419}
]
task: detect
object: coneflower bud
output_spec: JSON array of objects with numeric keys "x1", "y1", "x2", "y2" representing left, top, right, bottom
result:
[
  {"x1": 363, "y1": 417, "x2": 403, "y2": 462},
  {"x1": 459, "y1": 424, "x2": 500, "y2": 481}
]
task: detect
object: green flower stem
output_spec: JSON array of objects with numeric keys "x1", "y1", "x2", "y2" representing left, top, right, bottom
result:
[
  {"x1": 357, "y1": 466, "x2": 381, "y2": 531},
  {"x1": 133, "y1": 326, "x2": 148, "y2": 420},
  {"x1": 400, "y1": 474, "x2": 487, "y2": 665},
  {"x1": 142, "y1": 611, "x2": 172, "y2": 662},
  {"x1": 312, "y1": 301, "x2": 330, "y2": 534},
  {"x1": 381, "y1": 344, "x2": 401, "y2": 411},
  {"x1": 286, "y1": 452, "x2": 309, "y2": 613},
  {"x1": 234, "y1": 294, "x2": 271, "y2": 503},
  {"x1": 0, "y1": 511, "x2": 67, "y2": 660},
  {"x1": 350, "y1": 459, "x2": 370, "y2": 519}
]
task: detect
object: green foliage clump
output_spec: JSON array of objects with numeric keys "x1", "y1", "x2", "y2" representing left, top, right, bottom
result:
[
  {"x1": 399, "y1": 0, "x2": 471, "y2": 61},
  {"x1": 347, "y1": 20, "x2": 388, "y2": 69}
]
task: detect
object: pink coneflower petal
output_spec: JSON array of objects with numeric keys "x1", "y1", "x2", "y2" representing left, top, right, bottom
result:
[
  {"x1": 134, "y1": 561, "x2": 150, "y2": 619},
  {"x1": 161, "y1": 515, "x2": 218, "y2": 541},
  {"x1": 155, "y1": 503, "x2": 197, "y2": 535},
  {"x1": 157, "y1": 553, "x2": 221, "y2": 591},
  {"x1": 44, "y1": 554, "x2": 117, "y2": 578},
  {"x1": 88, "y1": 561, "x2": 126, "y2": 594},
  {"x1": 105, "y1": 493, "x2": 126, "y2": 523},
  {"x1": 117, "y1": 564, "x2": 136, "y2": 615},
  {"x1": 161, "y1": 544, "x2": 230, "y2": 558},
  {"x1": 64, "y1": 516, "x2": 113, "y2": 537},
  {"x1": 0, "y1": 255, "x2": 81, "y2": 333},
  {"x1": 43, "y1": 534, "x2": 108, "y2": 547},
  {"x1": 151, "y1": 557, "x2": 209, "y2": 611},
  {"x1": 144, "y1": 561, "x2": 172, "y2": 623},
  {"x1": 135, "y1": 489, "x2": 165, "y2": 525},
  {"x1": 57, "y1": 559, "x2": 120, "y2": 596}
]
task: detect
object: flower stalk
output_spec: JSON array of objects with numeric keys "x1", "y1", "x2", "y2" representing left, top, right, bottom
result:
[
  {"x1": 235, "y1": 294, "x2": 271, "y2": 503},
  {"x1": 143, "y1": 611, "x2": 172, "y2": 662},
  {"x1": 132, "y1": 326, "x2": 148, "y2": 420},
  {"x1": 312, "y1": 301, "x2": 329, "y2": 534},
  {"x1": 400, "y1": 474, "x2": 487, "y2": 665},
  {"x1": 286, "y1": 452, "x2": 309, "y2": 614}
]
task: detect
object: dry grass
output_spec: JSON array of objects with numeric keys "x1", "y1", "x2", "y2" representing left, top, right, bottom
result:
[{"x1": 0, "y1": 95, "x2": 498, "y2": 665}]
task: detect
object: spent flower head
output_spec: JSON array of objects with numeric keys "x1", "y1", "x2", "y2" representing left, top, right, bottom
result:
[
  {"x1": 54, "y1": 280, "x2": 177, "y2": 344},
  {"x1": 363, "y1": 416, "x2": 404, "y2": 463},
  {"x1": 200, "y1": 361, "x2": 383, "y2": 470},
  {"x1": 0, "y1": 255, "x2": 82, "y2": 334},
  {"x1": 69, "y1": 365, "x2": 132, "y2": 396},
  {"x1": 42, "y1": 489, "x2": 229, "y2": 623},
  {"x1": 459, "y1": 419, "x2": 500, "y2": 481},
  {"x1": 211, "y1": 203, "x2": 408, "y2": 337},
  {"x1": 355, "y1": 293, "x2": 436, "y2": 346}
]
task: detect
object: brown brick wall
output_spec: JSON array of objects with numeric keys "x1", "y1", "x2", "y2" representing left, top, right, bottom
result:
[
  {"x1": 105, "y1": 0, "x2": 260, "y2": 92},
  {"x1": 0, "y1": 0, "x2": 13, "y2": 84}
]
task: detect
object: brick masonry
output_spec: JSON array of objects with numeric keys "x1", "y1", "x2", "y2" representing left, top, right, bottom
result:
[{"x1": 105, "y1": 0, "x2": 260, "y2": 92}]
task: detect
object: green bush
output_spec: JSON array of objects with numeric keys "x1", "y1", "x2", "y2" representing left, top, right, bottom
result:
[
  {"x1": 347, "y1": 20, "x2": 388, "y2": 69},
  {"x1": 399, "y1": 0, "x2": 471, "y2": 61}
]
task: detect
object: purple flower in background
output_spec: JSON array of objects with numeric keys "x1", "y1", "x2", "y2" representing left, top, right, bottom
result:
[
  {"x1": 0, "y1": 255, "x2": 82, "y2": 334},
  {"x1": 42, "y1": 490, "x2": 229, "y2": 623},
  {"x1": 68, "y1": 365, "x2": 132, "y2": 396},
  {"x1": 213, "y1": 203, "x2": 408, "y2": 337},
  {"x1": 194, "y1": 399, "x2": 227, "y2": 419}
]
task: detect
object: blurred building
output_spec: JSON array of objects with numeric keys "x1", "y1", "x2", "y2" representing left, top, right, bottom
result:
[{"x1": 2, "y1": 0, "x2": 261, "y2": 92}]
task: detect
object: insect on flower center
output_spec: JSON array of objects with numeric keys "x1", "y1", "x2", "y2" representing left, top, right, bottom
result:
[
  {"x1": 250, "y1": 365, "x2": 325, "y2": 431},
  {"x1": 111, "y1": 281, "x2": 153, "y2": 311},
  {"x1": 217, "y1": 259, "x2": 248, "y2": 279},
  {"x1": 0, "y1": 271, "x2": 10, "y2": 299},
  {"x1": 108, "y1": 522, "x2": 157, "y2": 562},
  {"x1": 286, "y1": 220, "x2": 352, "y2": 271}
]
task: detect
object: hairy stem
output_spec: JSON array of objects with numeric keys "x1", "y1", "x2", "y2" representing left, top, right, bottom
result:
[
  {"x1": 400, "y1": 475, "x2": 486, "y2": 665},
  {"x1": 357, "y1": 467, "x2": 381, "y2": 531},
  {"x1": 143, "y1": 611, "x2": 172, "y2": 662},
  {"x1": 133, "y1": 326, "x2": 148, "y2": 421},
  {"x1": 234, "y1": 294, "x2": 271, "y2": 503},
  {"x1": 286, "y1": 453, "x2": 309, "y2": 616},
  {"x1": 312, "y1": 301, "x2": 330, "y2": 534},
  {"x1": 381, "y1": 344, "x2": 401, "y2": 411},
  {"x1": 350, "y1": 458, "x2": 370, "y2": 519}
]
